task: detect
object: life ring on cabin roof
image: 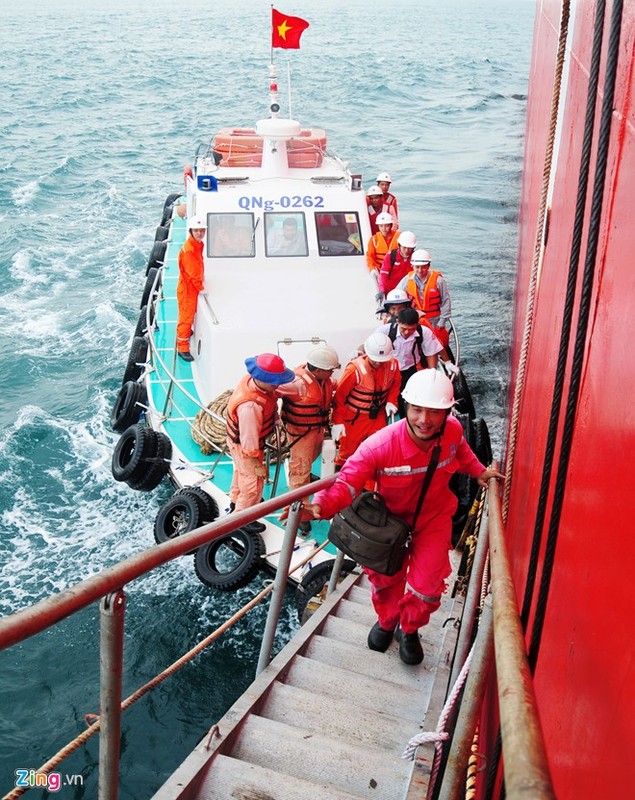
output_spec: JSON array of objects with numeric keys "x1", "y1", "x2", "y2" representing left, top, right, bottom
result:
[{"x1": 193, "y1": 528, "x2": 265, "y2": 591}]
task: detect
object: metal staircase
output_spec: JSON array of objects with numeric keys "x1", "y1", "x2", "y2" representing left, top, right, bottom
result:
[{"x1": 152, "y1": 570, "x2": 459, "y2": 800}]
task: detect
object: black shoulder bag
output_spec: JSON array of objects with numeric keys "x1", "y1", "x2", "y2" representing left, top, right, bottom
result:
[{"x1": 328, "y1": 443, "x2": 441, "y2": 575}]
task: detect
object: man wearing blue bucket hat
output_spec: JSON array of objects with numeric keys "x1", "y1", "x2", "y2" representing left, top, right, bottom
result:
[{"x1": 225, "y1": 353, "x2": 297, "y2": 533}]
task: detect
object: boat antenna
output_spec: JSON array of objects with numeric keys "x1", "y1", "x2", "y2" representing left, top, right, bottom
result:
[
  {"x1": 286, "y1": 59, "x2": 292, "y2": 119},
  {"x1": 268, "y1": 63, "x2": 280, "y2": 119}
]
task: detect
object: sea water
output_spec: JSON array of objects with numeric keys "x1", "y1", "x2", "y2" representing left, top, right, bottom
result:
[{"x1": 0, "y1": 0, "x2": 535, "y2": 796}]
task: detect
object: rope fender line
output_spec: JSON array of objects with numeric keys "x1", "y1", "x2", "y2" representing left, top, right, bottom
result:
[
  {"x1": 1, "y1": 539, "x2": 329, "y2": 800},
  {"x1": 502, "y1": 0, "x2": 571, "y2": 522}
]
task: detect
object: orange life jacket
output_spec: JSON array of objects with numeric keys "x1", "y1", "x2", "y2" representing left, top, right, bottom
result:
[
  {"x1": 226, "y1": 374, "x2": 277, "y2": 448},
  {"x1": 281, "y1": 365, "x2": 333, "y2": 431},
  {"x1": 404, "y1": 270, "x2": 443, "y2": 318},
  {"x1": 344, "y1": 356, "x2": 398, "y2": 422},
  {"x1": 367, "y1": 229, "x2": 400, "y2": 270}
]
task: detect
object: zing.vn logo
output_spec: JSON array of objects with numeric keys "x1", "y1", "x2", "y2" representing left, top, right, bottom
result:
[{"x1": 14, "y1": 769, "x2": 84, "y2": 792}]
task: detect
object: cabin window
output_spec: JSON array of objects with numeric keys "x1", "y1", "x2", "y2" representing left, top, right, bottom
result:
[
  {"x1": 264, "y1": 212, "x2": 308, "y2": 257},
  {"x1": 315, "y1": 212, "x2": 363, "y2": 256},
  {"x1": 207, "y1": 212, "x2": 255, "y2": 258}
]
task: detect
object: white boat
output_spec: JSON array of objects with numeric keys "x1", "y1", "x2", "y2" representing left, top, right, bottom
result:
[{"x1": 108, "y1": 67, "x2": 386, "y2": 596}]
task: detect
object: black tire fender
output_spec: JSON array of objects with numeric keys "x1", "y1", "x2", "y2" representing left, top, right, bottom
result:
[
  {"x1": 140, "y1": 267, "x2": 160, "y2": 309},
  {"x1": 146, "y1": 240, "x2": 167, "y2": 274},
  {"x1": 160, "y1": 193, "x2": 182, "y2": 226},
  {"x1": 127, "y1": 432, "x2": 172, "y2": 492},
  {"x1": 154, "y1": 224, "x2": 170, "y2": 241},
  {"x1": 121, "y1": 336, "x2": 148, "y2": 385},
  {"x1": 452, "y1": 368, "x2": 476, "y2": 419},
  {"x1": 193, "y1": 529, "x2": 265, "y2": 591},
  {"x1": 154, "y1": 492, "x2": 203, "y2": 547},
  {"x1": 175, "y1": 487, "x2": 220, "y2": 524},
  {"x1": 110, "y1": 381, "x2": 147, "y2": 433},
  {"x1": 295, "y1": 558, "x2": 356, "y2": 624},
  {"x1": 112, "y1": 425, "x2": 159, "y2": 483},
  {"x1": 472, "y1": 417, "x2": 492, "y2": 467}
]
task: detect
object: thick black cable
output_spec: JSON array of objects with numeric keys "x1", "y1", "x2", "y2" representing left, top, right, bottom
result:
[
  {"x1": 520, "y1": 0, "x2": 606, "y2": 630},
  {"x1": 528, "y1": 0, "x2": 624, "y2": 670}
]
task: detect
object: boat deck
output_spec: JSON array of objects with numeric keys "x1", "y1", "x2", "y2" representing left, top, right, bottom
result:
[{"x1": 152, "y1": 566, "x2": 461, "y2": 800}]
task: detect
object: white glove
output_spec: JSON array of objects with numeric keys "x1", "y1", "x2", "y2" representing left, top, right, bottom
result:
[
  {"x1": 385, "y1": 402, "x2": 398, "y2": 417},
  {"x1": 370, "y1": 269, "x2": 379, "y2": 281},
  {"x1": 442, "y1": 360, "x2": 460, "y2": 377},
  {"x1": 331, "y1": 423, "x2": 345, "y2": 442}
]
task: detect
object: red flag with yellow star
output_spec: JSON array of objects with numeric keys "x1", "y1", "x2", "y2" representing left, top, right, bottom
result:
[{"x1": 271, "y1": 8, "x2": 309, "y2": 49}]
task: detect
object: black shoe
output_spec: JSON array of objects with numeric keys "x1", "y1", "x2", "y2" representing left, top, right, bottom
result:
[
  {"x1": 241, "y1": 521, "x2": 266, "y2": 534},
  {"x1": 395, "y1": 627, "x2": 424, "y2": 665},
  {"x1": 228, "y1": 502, "x2": 236, "y2": 513},
  {"x1": 367, "y1": 622, "x2": 395, "y2": 653},
  {"x1": 298, "y1": 520, "x2": 312, "y2": 534},
  {"x1": 178, "y1": 351, "x2": 194, "y2": 362}
]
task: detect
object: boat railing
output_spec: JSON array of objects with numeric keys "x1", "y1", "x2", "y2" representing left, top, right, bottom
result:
[
  {"x1": 435, "y1": 470, "x2": 555, "y2": 800},
  {"x1": 0, "y1": 481, "x2": 334, "y2": 800}
]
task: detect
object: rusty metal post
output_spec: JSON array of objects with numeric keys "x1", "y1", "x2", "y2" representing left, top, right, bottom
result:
[
  {"x1": 98, "y1": 590, "x2": 126, "y2": 800},
  {"x1": 256, "y1": 502, "x2": 302, "y2": 675},
  {"x1": 488, "y1": 470, "x2": 556, "y2": 799},
  {"x1": 438, "y1": 595, "x2": 494, "y2": 800},
  {"x1": 449, "y1": 500, "x2": 490, "y2": 688}
]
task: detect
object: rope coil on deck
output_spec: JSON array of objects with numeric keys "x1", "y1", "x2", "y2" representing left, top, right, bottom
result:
[{"x1": 191, "y1": 390, "x2": 232, "y2": 453}]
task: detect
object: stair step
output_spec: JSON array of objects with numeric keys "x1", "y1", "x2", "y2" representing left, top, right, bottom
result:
[
  {"x1": 285, "y1": 654, "x2": 425, "y2": 722},
  {"x1": 231, "y1": 713, "x2": 412, "y2": 800},
  {"x1": 196, "y1": 754, "x2": 367, "y2": 800},
  {"x1": 321, "y1": 611, "x2": 378, "y2": 647},
  {"x1": 260, "y1": 680, "x2": 416, "y2": 752},
  {"x1": 346, "y1": 583, "x2": 374, "y2": 605},
  {"x1": 334, "y1": 595, "x2": 377, "y2": 626},
  {"x1": 305, "y1": 633, "x2": 429, "y2": 689}
]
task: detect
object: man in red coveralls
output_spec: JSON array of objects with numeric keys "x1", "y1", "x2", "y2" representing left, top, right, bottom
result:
[
  {"x1": 226, "y1": 354, "x2": 296, "y2": 534},
  {"x1": 377, "y1": 230, "x2": 417, "y2": 302},
  {"x1": 309, "y1": 371, "x2": 503, "y2": 665},
  {"x1": 366, "y1": 185, "x2": 398, "y2": 235},
  {"x1": 331, "y1": 332, "x2": 400, "y2": 468},
  {"x1": 281, "y1": 344, "x2": 340, "y2": 533},
  {"x1": 176, "y1": 215, "x2": 207, "y2": 361},
  {"x1": 375, "y1": 171, "x2": 399, "y2": 225}
]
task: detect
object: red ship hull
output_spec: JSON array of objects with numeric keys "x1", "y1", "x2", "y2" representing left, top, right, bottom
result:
[{"x1": 486, "y1": 1, "x2": 635, "y2": 797}]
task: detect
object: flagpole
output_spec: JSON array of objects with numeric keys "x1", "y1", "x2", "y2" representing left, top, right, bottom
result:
[{"x1": 270, "y1": 4, "x2": 273, "y2": 66}]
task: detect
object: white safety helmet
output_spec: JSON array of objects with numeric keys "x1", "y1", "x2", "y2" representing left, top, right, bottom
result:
[
  {"x1": 375, "y1": 212, "x2": 394, "y2": 226},
  {"x1": 376, "y1": 172, "x2": 392, "y2": 183},
  {"x1": 306, "y1": 344, "x2": 340, "y2": 371},
  {"x1": 364, "y1": 332, "x2": 394, "y2": 362},
  {"x1": 401, "y1": 370, "x2": 455, "y2": 409},
  {"x1": 366, "y1": 185, "x2": 383, "y2": 197},
  {"x1": 397, "y1": 230, "x2": 417, "y2": 248},
  {"x1": 187, "y1": 215, "x2": 207, "y2": 230},
  {"x1": 385, "y1": 289, "x2": 411, "y2": 305},
  {"x1": 411, "y1": 248, "x2": 432, "y2": 265}
]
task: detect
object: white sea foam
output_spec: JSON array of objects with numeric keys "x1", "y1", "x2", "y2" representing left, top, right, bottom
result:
[{"x1": 12, "y1": 179, "x2": 40, "y2": 206}]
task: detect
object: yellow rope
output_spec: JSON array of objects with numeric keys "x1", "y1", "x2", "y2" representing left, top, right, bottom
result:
[
  {"x1": 502, "y1": 0, "x2": 571, "y2": 522},
  {"x1": 2, "y1": 539, "x2": 329, "y2": 799}
]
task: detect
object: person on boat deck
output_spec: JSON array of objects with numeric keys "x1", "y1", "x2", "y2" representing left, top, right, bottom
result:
[
  {"x1": 176, "y1": 215, "x2": 207, "y2": 362},
  {"x1": 378, "y1": 289, "x2": 453, "y2": 363},
  {"x1": 366, "y1": 185, "x2": 398, "y2": 236},
  {"x1": 377, "y1": 230, "x2": 417, "y2": 302},
  {"x1": 331, "y1": 332, "x2": 400, "y2": 468},
  {"x1": 373, "y1": 171, "x2": 399, "y2": 225},
  {"x1": 226, "y1": 354, "x2": 301, "y2": 534},
  {"x1": 375, "y1": 307, "x2": 442, "y2": 418},
  {"x1": 366, "y1": 212, "x2": 400, "y2": 278},
  {"x1": 308, "y1": 370, "x2": 504, "y2": 665},
  {"x1": 281, "y1": 345, "x2": 340, "y2": 534},
  {"x1": 267, "y1": 217, "x2": 307, "y2": 256},
  {"x1": 397, "y1": 249, "x2": 452, "y2": 348}
]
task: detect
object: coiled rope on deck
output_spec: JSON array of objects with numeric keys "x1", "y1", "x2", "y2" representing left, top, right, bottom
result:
[{"x1": 191, "y1": 389, "x2": 232, "y2": 453}]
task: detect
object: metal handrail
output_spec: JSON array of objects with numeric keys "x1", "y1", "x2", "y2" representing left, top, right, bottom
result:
[
  {"x1": 0, "y1": 478, "x2": 334, "y2": 650},
  {"x1": 487, "y1": 467, "x2": 556, "y2": 799}
]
